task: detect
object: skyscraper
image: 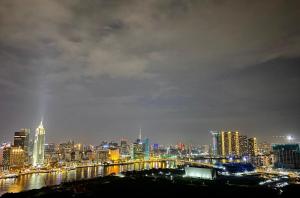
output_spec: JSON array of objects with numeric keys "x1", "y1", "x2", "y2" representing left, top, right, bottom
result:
[
  {"x1": 239, "y1": 135, "x2": 248, "y2": 157},
  {"x1": 210, "y1": 131, "x2": 219, "y2": 156},
  {"x1": 131, "y1": 130, "x2": 144, "y2": 160},
  {"x1": 211, "y1": 131, "x2": 240, "y2": 157},
  {"x1": 13, "y1": 129, "x2": 29, "y2": 150},
  {"x1": 131, "y1": 142, "x2": 144, "y2": 160},
  {"x1": 143, "y1": 138, "x2": 150, "y2": 160},
  {"x1": 272, "y1": 143, "x2": 300, "y2": 169},
  {"x1": 32, "y1": 121, "x2": 45, "y2": 167},
  {"x1": 120, "y1": 139, "x2": 129, "y2": 156},
  {"x1": 2, "y1": 146, "x2": 24, "y2": 170},
  {"x1": 248, "y1": 137, "x2": 258, "y2": 157},
  {"x1": 14, "y1": 128, "x2": 30, "y2": 163}
]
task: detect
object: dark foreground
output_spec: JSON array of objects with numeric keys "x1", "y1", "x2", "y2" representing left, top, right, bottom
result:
[{"x1": 2, "y1": 169, "x2": 300, "y2": 198}]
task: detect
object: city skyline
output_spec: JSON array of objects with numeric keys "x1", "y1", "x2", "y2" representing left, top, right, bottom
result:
[
  {"x1": 1, "y1": 0, "x2": 300, "y2": 145},
  {"x1": 2, "y1": 121, "x2": 297, "y2": 149}
]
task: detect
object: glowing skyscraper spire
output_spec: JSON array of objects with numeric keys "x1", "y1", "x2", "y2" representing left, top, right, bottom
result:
[
  {"x1": 32, "y1": 120, "x2": 45, "y2": 167},
  {"x1": 139, "y1": 127, "x2": 142, "y2": 141}
]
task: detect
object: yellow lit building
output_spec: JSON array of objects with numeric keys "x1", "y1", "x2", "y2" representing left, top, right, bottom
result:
[
  {"x1": 109, "y1": 148, "x2": 120, "y2": 162},
  {"x1": 217, "y1": 131, "x2": 240, "y2": 157},
  {"x1": 248, "y1": 137, "x2": 258, "y2": 157},
  {"x1": 3, "y1": 146, "x2": 25, "y2": 170}
]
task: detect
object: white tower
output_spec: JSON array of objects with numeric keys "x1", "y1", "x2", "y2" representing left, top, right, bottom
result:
[
  {"x1": 139, "y1": 128, "x2": 142, "y2": 141},
  {"x1": 32, "y1": 120, "x2": 45, "y2": 167}
]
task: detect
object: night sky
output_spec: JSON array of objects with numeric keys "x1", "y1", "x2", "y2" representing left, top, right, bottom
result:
[{"x1": 0, "y1": 0, "x2": 300, "y2": 145}]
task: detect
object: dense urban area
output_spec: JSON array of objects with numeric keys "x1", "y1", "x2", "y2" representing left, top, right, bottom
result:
[{"x1": 0, "y1": 121, "x2": 299, "y2": 197}]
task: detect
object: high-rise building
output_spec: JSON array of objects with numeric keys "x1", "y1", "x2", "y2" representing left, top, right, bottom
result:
[
  {"x1": 14, "y1": 129, "x2": 30, "y2": 150},
  {"x1": 0, "y1": 147, "x2": 3, "y2": 170},
  {"x1": 120, "y1": 140, "x2": 129, "y2": 156},
  {"x1": 152, "y1": 143, "x2": 159, "y2": 157},
  {"x1": 258, "y1": 141, "x2": 271, "y2": 155},
  {"x1": 211, "y1": 131, "x2": 240, "y2": 157},
  {"x1": 239, "y1": 135, "x2": 248, "y2": 157},
  {"x1": 210, "y1": 131, "x2": 219, "y2": 156},
  {"x1": 131, "y1": 129, "x2": 146, "y2": 160},
  {"x1": 96, "y1": 149, "x2": 109, "y2": 163},
  {"x1": 14, "y1": 128, "x2": 30, "y2": 163},
  {"x1": 44, "y1": 143, "x2": 56, "y2": 164},
  {"x1": 109, "y1": 148, "x2": 120, "y2": 162},
  {"x1": 272, "y1": 143, "x2": 300, "y2": 169},
  {"x1": 32, "y1": 121, "x2": 45, "y2": 167},
  {"x1": 177, "y1": 142, "x2": 185, "y2": 151},
  {"x1": 3, "y1": 146, "x2": 24, "y2": 170},
  {"x1": 143, "y1": 138, "x2": 150, "y2": 160},
  {"x1": 131, "y1": 142, "x2": 144, "y2": 160},
  {"x1": 232, "y1": 131, "x2": 240, "y2": 156},
  {"x1": 248, "y1": 137, "x2": 258, "y2": 157}
]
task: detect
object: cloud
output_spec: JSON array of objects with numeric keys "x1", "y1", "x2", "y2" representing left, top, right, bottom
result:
[
  {"x1": 0, "y1": 0, "x2": 300, "y2": 144},
  {"x1": 87, "y1": 48, "x2": 148, "y2": 78}
]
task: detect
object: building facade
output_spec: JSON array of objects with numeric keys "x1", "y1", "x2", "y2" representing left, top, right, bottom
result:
[
  {"x1": 14, "y1": 128, "x2": 30, "y2": 164},
  {"x1": 248, "y1": 137, "x2": 258, "y2": 157},
  {"x1": 32, "y1": 121, "x2": 45, "y2": 167},
  {"x1": 211, "y1": 131, "x2": 240, "y2": 157},
  {"x1": 3, "y1": 146, "x2": 25, "y2": 170},
  {"x1": 272, "y1": 144, "x2": 300, "y2": 169},
  {"x1": 239, "y1": 135, "x2": 248, "y2": 157}
]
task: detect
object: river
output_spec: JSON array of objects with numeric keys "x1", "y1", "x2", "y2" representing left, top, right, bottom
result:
[{"x1": 0, "y1": 161, "x2": 176, "y2": 196}]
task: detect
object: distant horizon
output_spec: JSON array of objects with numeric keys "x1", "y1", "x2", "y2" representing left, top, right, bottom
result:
[{"x1": 1, "y1": 121, "x2": 298, "y2": 146}]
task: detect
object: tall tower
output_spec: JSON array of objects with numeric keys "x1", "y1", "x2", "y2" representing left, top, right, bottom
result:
[
  {"x1": 210, "y1": 131, "x2": 219, "y2": 156},
  {"x1": 14, "y1": 128, "x2": 30, "y2": 164},
  {"x1": 139, "y1": 128, "x2": 142, "y2": 141},
  {"x1": 32, "y1": 121, "x2": 45, "y2": 167},
  {"x1": 248, "y1": 137, "x2": 257, "y2": 157}
]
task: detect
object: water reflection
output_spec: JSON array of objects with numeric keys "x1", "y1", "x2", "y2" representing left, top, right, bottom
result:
[{"x1": 0, "y1": 161, "x2": 176, "y2": 196}]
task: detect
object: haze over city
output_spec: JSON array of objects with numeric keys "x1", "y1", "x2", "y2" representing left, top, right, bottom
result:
[{"x1": 1, "y1": 0, "x2": 300, "y2": 145}]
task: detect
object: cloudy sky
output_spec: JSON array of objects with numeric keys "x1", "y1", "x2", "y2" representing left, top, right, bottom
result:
[{"x1": 0, "y1": 0, "x2": 299, "y2": 145}]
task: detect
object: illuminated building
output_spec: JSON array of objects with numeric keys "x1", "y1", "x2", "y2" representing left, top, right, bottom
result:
[
  {"x1": 32, "y1": 121, "x2": 45, "y2": 167},
  {"x1": 239, "y1": 135, "x2": 248, "y2": 156},
  {"x1": 0, "y1": 147, "x2": 3, "y2": 170},
  {"x1": 255, "y1": 154, "x2": 273, "y2": 167},
  {"x1": 44, "y1": 143, "x2": 56, "y2": 164},
  {"x1": 177, "y1": 142, "x2": 185, "y2": 151},
  {"x1": 86, "y1": 150, "x2": 96, "y2": 161},
  {"x1": 109, "y1": 148, "x2": 120, "y2": 162},
  {"x1": 210, "y1": 131, "x2": 219, "y2": 156},
  {"x1": 14, "y1": 129, "x2": 30, "y2": 164},
  {"x1": 3, "y1": 146, "x2": 25, "y2": 170},
  {"x1": 152, "y1": 143, "x2": 159, "y2": 157},
  {"x1": 272, "y1": 143, "x2": 300, "y2": 169},
  {"x1": 131, "y1": 129, "x2": 145, "y2": 160},
  {"x1": 44, "y1": 143, "x2": 55, "y2": 154},
  {"x1": 248, "y1": 137, "x2": 257, "y2": 157},
  {"x1": 14, "y1": 129, "x2": 30, "y2": 152},
  {"x1": 96, "y1": 149, "x2": 109, "y2": 163},
  {"x1": 200, "y1": 145, "x2": 209, "y2": 154},
  {"x1": 74, "y1": 151, "x2": 82, "y2": 161},
  {"x1": 120, "y1": 139, "x2": 129, "y2": 156},
  {"x1": 232, "y1": 132, "x2": 240, "y2": 156},
  {"x1": 131, "y1": 142, "x2": 144, "y2": 160},
  {"x1": 143, "y1": 138, "x2": 150, "y2": 160},
  {"x1": 58, "y1": 141, "x2": 75, "y2": 162},
  {"x1": 74, "y1": 143, "x2": 83, "y2": 152},
  {"x1": 212, "y1": 131, "x2": 240, "y2": 157},
  {"x1": 185, "y1": 166, "x2": 217, "y2": 180},
  {"x1": 258, "y1": 141, "x2": 271, "y2": 155}
]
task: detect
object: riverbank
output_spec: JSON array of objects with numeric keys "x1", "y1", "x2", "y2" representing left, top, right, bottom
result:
[{"x1": 1, "y1": 169, "x2": 300, "y2": 198}]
